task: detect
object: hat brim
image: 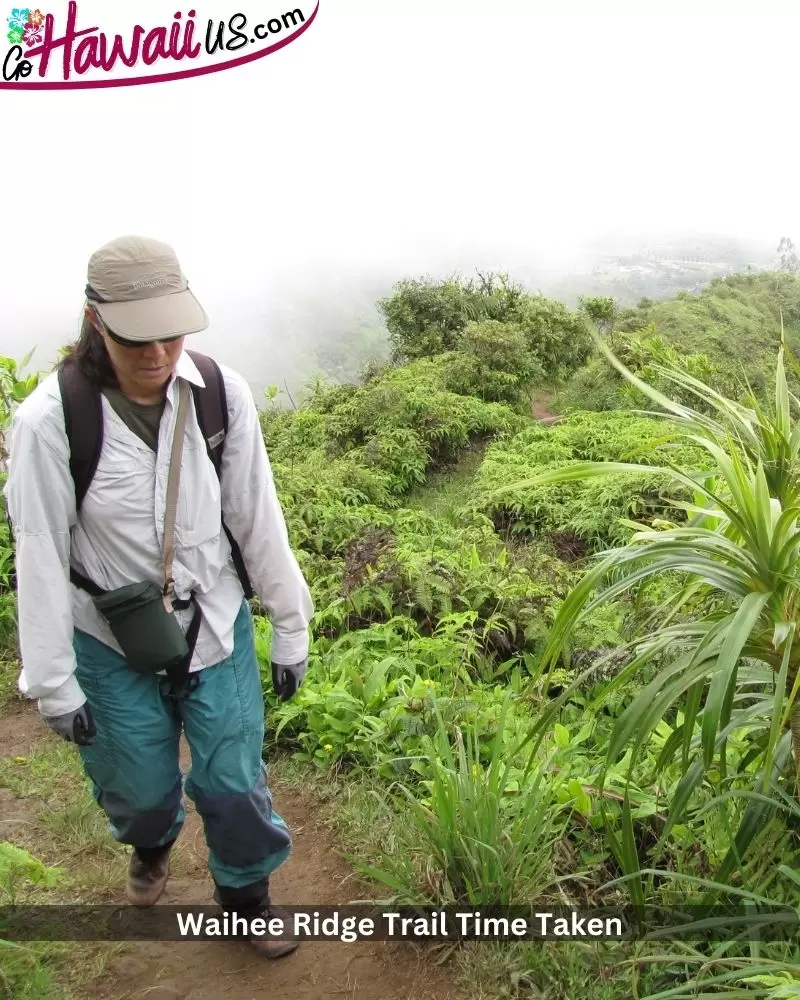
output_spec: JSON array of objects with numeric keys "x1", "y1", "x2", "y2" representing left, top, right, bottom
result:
[{"x1": 92, "y1": 288, "x2": 208, "y2": 342}]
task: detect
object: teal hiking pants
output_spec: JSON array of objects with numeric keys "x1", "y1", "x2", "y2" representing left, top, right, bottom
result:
[{"x1": 72, "y1": 599, "x2": 291, "y2": 901}]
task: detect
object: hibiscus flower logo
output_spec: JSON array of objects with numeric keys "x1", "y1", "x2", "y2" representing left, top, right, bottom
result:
[
  {"x1": 22, "y1": 20, "x2": 41, "y2": 44},
  {"x1": 26, "y1": 7, "x2": 44, "y2": 26},
  {"x1": 6, "y1": 25, "x2": 23, "y2": 44},
  {"x1": 6, "y1": 8, "x2": 30, "y2": 31},
  {"x1": 23, "y1": 24, "x2": 43, "y2": 45}
]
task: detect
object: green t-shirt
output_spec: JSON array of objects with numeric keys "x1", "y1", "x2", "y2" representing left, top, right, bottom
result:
[{"x1": 102, "y1": 387, "x2": 165, "y2": 453}]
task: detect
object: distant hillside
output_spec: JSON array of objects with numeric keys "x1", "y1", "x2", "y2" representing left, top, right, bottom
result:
[
  {"x1": 615, "y1": 270, "x2": 800, "y2": 361},
  {"x1": 559, "y1": 270, "x2": 800, "y2": 413}
]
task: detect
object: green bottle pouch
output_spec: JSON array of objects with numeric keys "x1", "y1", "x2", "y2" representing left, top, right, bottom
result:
[
  {"x1": 92, "y1": 581, "x2": 190, "y2": 676},
  {"x1": 80, "y1": 378, "x2": 201, "y2": 682}
]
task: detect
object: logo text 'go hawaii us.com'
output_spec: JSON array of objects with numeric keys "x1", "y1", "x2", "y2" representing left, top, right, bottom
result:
[{"x1": 1, "y1": 2, "x2": 318, "y2": 88}]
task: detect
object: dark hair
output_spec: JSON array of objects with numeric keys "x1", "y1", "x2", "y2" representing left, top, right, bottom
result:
[{"x1": 59, "y1": 312, "x2": 120, "y2": 388}]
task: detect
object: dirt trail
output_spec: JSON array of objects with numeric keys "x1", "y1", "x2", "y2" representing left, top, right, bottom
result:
[
  {"x1": 531, "y1": 395, "x2": 561, "y2": 426},
  {"x1": 0, "y1": 703, "x2": 464, "y2": 1000}
]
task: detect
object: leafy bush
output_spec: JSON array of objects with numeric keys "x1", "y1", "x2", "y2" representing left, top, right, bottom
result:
[
  {"x1": 327, "y1": 359, "x2": 522, "y2": 457},
  {"x1": 615, "y1": 270, "x2": 800, "y2": 362},
  {"x1": 441, "y1": 319, "x2": 544, "y2": 404},
  {"x1": 262, "y1": 357, "x2": 525, "y2": 505},
  {"x1": 511, "y1": 294, "x2": 593, "y2": 380},
  {"x1": 562, "y1": 270, "x2": 800, "y2": 416},
  {"x1": 259, "y1": 615, "x2": 523, "y2": 776},
  {"x1": 378, "y1": 271, "x2": 525, "y2": 362},
  {"x1": 327, "y1": 508, "x2": 572, "y2": 654},
  {"x1": 470, "y1": 411, "x2": 711, "y2": 549},
  {"x1": 274, "y1": 499, "x2": 603, "y2": 666},
  {"x1": 378, "y1": 271, "x2": 591, "y2": 380}
]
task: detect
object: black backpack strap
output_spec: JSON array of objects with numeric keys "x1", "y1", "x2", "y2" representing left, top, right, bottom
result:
[
  {"x1": 163, "y1": 599, "x2": 204, "y2": 701},
  {"x1": 185, "y1": 350, "x2": 254, "y2": 600},
  {"x1": 58, "y1": 359, "x2": 104, "y2": 514},
  {"x1": 57, "y1": 359, "x2": 107, "y2": 596}
]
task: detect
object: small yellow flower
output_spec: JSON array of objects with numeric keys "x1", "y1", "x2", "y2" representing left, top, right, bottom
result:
[
  {"x1": 423, "y1": 679, "x2": 434, "y2": 687},
  {"x1": 324, "y1": 744, "x2": 333, "y2": 751}
]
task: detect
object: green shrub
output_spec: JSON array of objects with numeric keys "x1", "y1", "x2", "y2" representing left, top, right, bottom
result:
[
  {"x1": 441, "y1": 319, "x2": 544, "y2": 404},
  {"x1": 378, "y1": 272, "x2": 525, "y2": 362},
  {"x1": 470, "y1": 411, "x2": 711, "y2": 549},
  {"x1": 511, "y1": 294, "x2": 593, "y2": 380},
  {"x1": 263, "y1": 357, "x2": 525, "y2": 503},
  {"x1": 378, "y1": 272, "x2": 591, "y2": 380},
  {"x1": 561, "y1": 330, "x2": 757, "y2": 413}
]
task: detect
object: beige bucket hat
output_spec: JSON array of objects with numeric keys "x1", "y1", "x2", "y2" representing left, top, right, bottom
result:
[{"x1": 85, "y1": 235, "x2": 209, "y2": 342}]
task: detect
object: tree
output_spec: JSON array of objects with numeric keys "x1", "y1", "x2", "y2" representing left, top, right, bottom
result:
[
  {"x1": 377, "y1": 272, "x2": 528, "y2": 363},
  {"x1": 776, "y1": 236, "x2": 800, "y2": 274},
  {"x1": 377, "y1": 275, "x2": 485, "y2": 362},
  {"x1": 578, "y1": 295, "x2": 618, "y2": 338}
]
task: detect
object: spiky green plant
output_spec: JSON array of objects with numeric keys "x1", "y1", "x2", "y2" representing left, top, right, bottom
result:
[
  {"x1": 493, "y1": 330, "x2": 800, "y2": 878},
  {"x1": 350, "y1": 693, "x2": 567, "y2": 905}
]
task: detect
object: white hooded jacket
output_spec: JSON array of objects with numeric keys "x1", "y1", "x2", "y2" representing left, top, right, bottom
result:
[{"x1": 4, "y1": 350, "x2": 314, "y2": 718}]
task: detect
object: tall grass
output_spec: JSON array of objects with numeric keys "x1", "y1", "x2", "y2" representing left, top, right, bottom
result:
[{"x1": 353, "y1": 695, "x2": 570, "y2": 906}]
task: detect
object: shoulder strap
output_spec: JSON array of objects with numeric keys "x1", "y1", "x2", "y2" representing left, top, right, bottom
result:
[
  {"x1": 185, "y1": 350, "x2": 254, "y2": 600},
  {"x1": 57, "y1": 359, "x2": 106, "y2": 596},
  {"x1": 57, "y1": 358, "x2": 104, "y2": 513},
  {"x1": 185, "y1": 350, "x2": 227, "y2": 474}
]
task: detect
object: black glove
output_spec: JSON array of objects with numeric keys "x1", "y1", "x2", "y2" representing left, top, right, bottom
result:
[
  {"x1": 271, "y1": 660, "x2": 307, "y2": 702},
  {"x1": 42, "y1": 703, "x2": 96, "y2": 746}
]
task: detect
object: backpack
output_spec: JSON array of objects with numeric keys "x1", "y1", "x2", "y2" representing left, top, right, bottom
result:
[{"x1": 56, "y1": 350, "x2": 253, "y2": 601}]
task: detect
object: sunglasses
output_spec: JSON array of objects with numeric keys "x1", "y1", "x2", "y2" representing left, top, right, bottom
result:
[{"x1": 105, "y1": 328, "x2": 184, "y2": 349}]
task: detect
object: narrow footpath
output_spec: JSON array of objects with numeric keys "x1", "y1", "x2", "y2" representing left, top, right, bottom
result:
[{"x1": 0, "y1": 701, "x2": 464, "y2": 1000}]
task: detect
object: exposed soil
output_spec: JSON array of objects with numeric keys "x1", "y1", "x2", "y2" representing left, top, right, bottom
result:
[
  {"x1": 531, "y1": 395, "x2": 562, "y2": 425},
  {"x1": 548, "y1": 531, "x2": 588, "y2": 563},
  {"x1": 0, "y1": 703, "x2": 465, "y2": 1000},
  {"x1": 0, "y1": 698, "x2": 43, "y2": 758}
]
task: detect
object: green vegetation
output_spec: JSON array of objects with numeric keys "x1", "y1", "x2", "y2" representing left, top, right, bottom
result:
[
  {"x1": 2, "y1": 269, "x2": 800, "y2": 998},
  {"x1": 379, "y1": 270, "x2": 591, "y2": 383},
  {"x1": 562, "y1": 272, "x2": 800, "y2": 413},
  {"x1": 0, "y1": 843, "x2": 66, "y2": 999},
  {"x1": 0, "y1": 353, "x2": 40, "y2": 707}
]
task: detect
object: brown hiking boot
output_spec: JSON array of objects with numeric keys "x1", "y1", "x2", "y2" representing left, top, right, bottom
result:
[
  {"x1": 126, "y1": 842, "x2": 173, "y2": 907},
  {"x1": 247, "y1": 905, "x2": 298, "y2": 959}
]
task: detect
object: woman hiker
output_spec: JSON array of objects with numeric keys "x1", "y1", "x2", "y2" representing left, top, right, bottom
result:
[{"x1": 4, "y1": 234, "x2": 314, "y2": 959}]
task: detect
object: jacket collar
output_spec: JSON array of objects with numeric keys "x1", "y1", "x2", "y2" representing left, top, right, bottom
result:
[{"x1": 174, "y1": 348, "x2": 206, "y2": 388}]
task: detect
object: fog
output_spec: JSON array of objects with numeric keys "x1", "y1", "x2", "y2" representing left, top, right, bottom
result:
[{"x1": 2, "y1": 0, "x2": 798, "y2": 400}]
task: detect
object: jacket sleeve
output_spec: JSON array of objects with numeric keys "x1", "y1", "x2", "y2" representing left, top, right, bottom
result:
[
  {"x1": 5, "y1": 408, "x2": 85, "y2": 717},
  {"x1": 217, "y1": 369, "x2": 314, "y2": 665}
]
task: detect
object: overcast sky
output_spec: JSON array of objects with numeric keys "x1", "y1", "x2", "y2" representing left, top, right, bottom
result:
[{"x1": 2, "y1": 0, "x2": 799, "y2": 386}]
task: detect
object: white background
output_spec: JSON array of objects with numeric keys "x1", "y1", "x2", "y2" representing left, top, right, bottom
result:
[{"x1": 1, "y1": 0, "x2": 798, "y2": 391}]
